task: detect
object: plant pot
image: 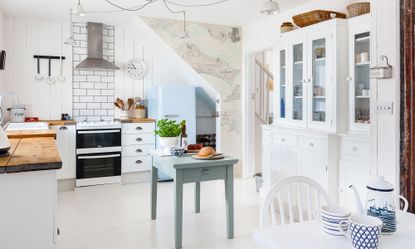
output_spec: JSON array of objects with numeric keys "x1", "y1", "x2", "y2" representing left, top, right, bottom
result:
[{"x1": 158, "y1": 136, "x2": 180, "y2": 155}]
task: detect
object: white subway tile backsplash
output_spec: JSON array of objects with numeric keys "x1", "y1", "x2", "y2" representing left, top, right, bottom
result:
[
  {"x1": 87, "y1": 89, "x2": 101, "y2": 96},
  {"x1": 73, "y1": 22, "x2": 116, "y2": 121},
  {"x1": 87, "y1": 103, "x2": 100, "y2": 109},
  {"x1": 94, "y1": 96, "x2": 108, "y2": 102},
  {"x1": 101, "y1": 89, "x2": 114, "y2": 96},
  {"x1": 80, "y1": 82, "x2": 95, "y2": 89},
  {"x1": 73, "y1": 89, "x2": 86, "y2": 95},
  {"x1": 86, "y1": 75, "x2": 100, "y2": 82}
]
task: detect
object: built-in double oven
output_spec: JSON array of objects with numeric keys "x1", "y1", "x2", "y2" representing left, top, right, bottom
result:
[{"x1": 76, "y1": 122, "x2": 122, "y2": 187}]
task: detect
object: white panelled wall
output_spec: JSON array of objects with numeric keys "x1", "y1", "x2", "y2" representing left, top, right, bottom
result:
[
  {"x1": 1, "y1": 16, "x2": 216, "y2": 125},
  {"x1": 2, "y1": 17, "x2": 73, "y2": 120}
]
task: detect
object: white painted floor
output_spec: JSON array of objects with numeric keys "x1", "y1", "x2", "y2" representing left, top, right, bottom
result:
[{"x1": 57, "y1": 178, "x2": 262, "y2": 249}]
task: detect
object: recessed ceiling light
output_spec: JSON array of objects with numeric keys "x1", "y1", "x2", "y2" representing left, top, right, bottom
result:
[{"x1": 261, "y1": 0, "x2": 280, "y2": 15}]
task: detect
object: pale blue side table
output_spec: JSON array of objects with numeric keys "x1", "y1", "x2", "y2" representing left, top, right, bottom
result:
[{"x1": 150, "y1": 151, "x2": 239, "y2": 249}]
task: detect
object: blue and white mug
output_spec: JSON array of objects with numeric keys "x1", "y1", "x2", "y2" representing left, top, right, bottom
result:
[{"x1": 339, "y1": 214, "x2": 383, "y2": 249}]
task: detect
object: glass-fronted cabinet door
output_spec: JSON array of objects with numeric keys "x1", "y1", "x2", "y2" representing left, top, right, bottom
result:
[
  {"x1": 307, "y1": 33, "x2": 331, "y2": 129},
  {"x1": 289, "y1": 39, "x2": 307, "y2": 127},
  {"x1": 349, "y1": 26, "x2": 370, "y2": 132},
  {"x1": 275, "y1": 45, "x2": 288, "y2": 123}
]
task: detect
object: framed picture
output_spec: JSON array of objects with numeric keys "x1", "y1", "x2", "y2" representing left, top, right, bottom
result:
[{"x1": 0, "y1": 50, "x2": 6, "y2": 70}]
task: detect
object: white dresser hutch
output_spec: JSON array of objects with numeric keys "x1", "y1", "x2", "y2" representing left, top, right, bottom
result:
[{"x1": 261, "y1": 14, "x2": 372, "y2": 206}]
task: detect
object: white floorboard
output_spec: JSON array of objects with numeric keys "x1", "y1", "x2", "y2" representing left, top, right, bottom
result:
[{"x1": 57, "y1": 178, "x2": 262, "y2": 249}]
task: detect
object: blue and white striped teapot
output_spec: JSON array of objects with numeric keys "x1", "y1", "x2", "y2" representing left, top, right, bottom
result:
[{"x1": 349, "y1": 176, "x2": 409, "y2": 234}]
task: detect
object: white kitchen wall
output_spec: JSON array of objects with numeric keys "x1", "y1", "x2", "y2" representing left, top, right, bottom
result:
[
  {"x1": 2, "y1": 16, "x2": 73, "y2": 120},
  {"x1": 1, "y1": 16, "x2": 217, "y2": 124}
]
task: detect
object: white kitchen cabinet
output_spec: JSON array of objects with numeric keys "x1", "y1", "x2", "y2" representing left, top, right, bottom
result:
[
  {"x1": 348, "y1": 14, "x2": 371, "y2": 132},
  {"x1": 121, "y1": 122, "x2": 155, "y2": 174},
  {"x1": 338, "y1": 133, "x2": 371, "y2": 208},
  {"x1": 262, "y1": 127, "x2": 339, "y2": 202},
  {"x1": 274, "y1": 18, "x2": 348, "y2": 132},
  {"x1": 51, "y1": 125, "x2": 76, "y2": 180}
]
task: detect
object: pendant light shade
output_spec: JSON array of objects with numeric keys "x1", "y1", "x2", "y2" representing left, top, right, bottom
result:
[
  {"x1": 261, "y1": 0, "x2": 280, "y2": 15},
  {"x1": 64, "y1": 9, "x2": 78, "y2": 46},
  {"x1": 72, "y1": 0, "x2": 86, "y2": 16}
]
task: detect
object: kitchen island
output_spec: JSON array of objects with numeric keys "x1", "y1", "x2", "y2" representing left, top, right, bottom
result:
[{"x1": 0, "y1": 136, "x2": 62, "y2": 249}]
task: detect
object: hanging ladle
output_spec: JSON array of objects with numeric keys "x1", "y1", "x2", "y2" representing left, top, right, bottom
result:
[
  {"x1": 34, "y1": 57, "x2": 43, "y2": 80},
  {"x1": 45, "y1": 58, "x2": 55, "y2": 85},
  {"x1": 56, "y1": 56, "x2": 65, "y2": 83}
]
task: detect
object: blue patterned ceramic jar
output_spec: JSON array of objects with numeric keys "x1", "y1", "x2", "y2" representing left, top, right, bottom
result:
[
  {"x1": 339, "y1": 214, "x2": 382, "y2": 249},
  {"x1": 170, "y1": 147, "x2": 185, "y2": 157}
]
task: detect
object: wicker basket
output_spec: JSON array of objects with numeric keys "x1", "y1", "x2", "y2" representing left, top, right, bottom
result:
[
  {"x1": 292, "y1": 10, "x2": 347, "y2": 28},
  {"x1": 347, "y1": 2, "x2": 370, "y2": 18}
]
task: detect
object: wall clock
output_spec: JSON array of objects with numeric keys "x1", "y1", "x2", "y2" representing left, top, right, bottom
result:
[{"x1": 127, "y1": 58, "x2": 148, "y2": 79}]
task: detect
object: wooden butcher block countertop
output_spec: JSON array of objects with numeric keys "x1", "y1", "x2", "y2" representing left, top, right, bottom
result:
[
  {"x1": 6, "y1": 129, "x2": 57, "y2": 139},
  {"x1": 0, "y1": 137, "x2": 62, "y2": 174},
  {"x1": 114, "y1": 118, "x2": 156, "y2": 123}
]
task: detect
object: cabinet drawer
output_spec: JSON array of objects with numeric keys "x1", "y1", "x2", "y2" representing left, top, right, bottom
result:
[
  {"x1": 272, "y1": 133, "x2": 298, "y2": 146},
  {"x1": 122, "y1": 156, "x2": 152, "y2": 173},
  {"x1": 122, "y1": 134, "x2": 155, "y2": 145},
  {"x1": 122, "y1": 123, "x2": 155, "y2": 134},
  {"x1": 183, "y1": 166, "x2": 227, "y2": 183},
  {"x1": 299, "y1": 136, "x2": 327, "y2": 152},
  {"x1": 122, "y1": 144, "x2": 155, "y2": 157},
  {"x1": 340, "y1": 139, "x2": 370, "y2": 160}
]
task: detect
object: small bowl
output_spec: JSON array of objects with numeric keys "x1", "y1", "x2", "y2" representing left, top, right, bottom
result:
[{"x1": 170, "y1": 147, "x2": 185, "y2": 157}]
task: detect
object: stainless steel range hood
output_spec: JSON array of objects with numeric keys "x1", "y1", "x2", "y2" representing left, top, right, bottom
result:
[{"x1": 75, "y1": 22, "x2": 119, "y2": 70}]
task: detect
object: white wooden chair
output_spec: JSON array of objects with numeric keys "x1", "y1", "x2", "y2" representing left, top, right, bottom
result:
[{"x1": 260, "y1": 176, "x2": 332, "y2": 228}]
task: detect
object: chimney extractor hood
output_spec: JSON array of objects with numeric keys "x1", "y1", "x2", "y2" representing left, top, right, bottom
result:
[{"x1": 75, "y1": 22, "x2": 119, "y2": 70}]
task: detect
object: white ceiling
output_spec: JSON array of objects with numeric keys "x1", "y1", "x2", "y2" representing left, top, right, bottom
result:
[{"x1": 0, "y1": 0, "x2": 311, "y2": 26}]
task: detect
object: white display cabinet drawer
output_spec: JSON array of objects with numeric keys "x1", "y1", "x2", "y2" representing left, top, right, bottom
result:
[
  {"x1": 122, "y1": 134, "x2": 155, "y2": 145},
  {"x1": 122, "y1": 123, "x2": 155, "y2": 135},
  {"x1": 299, "y1": 136, "x2": 327, "y2": 152},
  {"x1": 272, "y1": 132, "x2": 298, "y2": 146},
  {"x1": 122, "y1": 155, "x2": 152, "y2": 173},
  {"x1": 122, "y1": 144, "x2": 155, "y2": 157},
  {"x1": 340, "y1": 139, "x2": 371, "y2": 160}
]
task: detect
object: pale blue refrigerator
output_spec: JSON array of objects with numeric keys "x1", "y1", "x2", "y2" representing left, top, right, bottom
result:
[{"x1": 147, "y1": 84, "x2": 196, "y2": 180}]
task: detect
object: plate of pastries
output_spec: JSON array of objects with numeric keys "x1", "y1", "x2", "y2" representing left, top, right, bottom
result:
[{"x1": 192, "y1": 146, "x2": 224, "y2": 160}]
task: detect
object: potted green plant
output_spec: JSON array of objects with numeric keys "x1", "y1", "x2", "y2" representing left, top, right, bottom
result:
[{"x1": 155, "y1": 119, "x2": 183, "y2": 154}]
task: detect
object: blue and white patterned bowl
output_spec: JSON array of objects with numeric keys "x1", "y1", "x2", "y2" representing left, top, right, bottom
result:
[
  {"x1": 320, "y1": 205, "x2": 351, "y2": 236},
  {"x1": 170, "y1": 147, "x2": 185, "y2": 157}
]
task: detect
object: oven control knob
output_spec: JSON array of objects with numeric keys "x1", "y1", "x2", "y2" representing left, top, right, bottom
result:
[
  {"x1": 136, "y1": 127, "x2": 143, "y2": 130},
  {"x1": 135, "y1": 160, "x2": 142, "y2": 164},
  {"x1": 136, "y1": 138, "x2": 143, "y2": 142},
  {"x1": 136, "y1": 149, "x2": 143, "y2": 153}
]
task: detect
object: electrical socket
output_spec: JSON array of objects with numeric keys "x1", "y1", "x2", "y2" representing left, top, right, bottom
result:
[{"x1": 375, "y1": 102, "x2": 393, "y2": 114}]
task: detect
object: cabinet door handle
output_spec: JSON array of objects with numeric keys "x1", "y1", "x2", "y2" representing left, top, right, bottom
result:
[
  {"x1": 136, "y1": 127, "x2": 143, "y2": 130},
  {"x1": 302, "y1": 79, "x2": 307, "y2": 83},
  {"x1": 281, "y1": 138, "x2": 286, "y2": 142},
  {"x1": 352, "y1": 146, "x2": 358, "y2": 152},
  {"x1": 136, "y1": 149, "x2": 143, "y2": 153},
  {"x1": 309, "y1": 142, "x2": 314, "y2": 147},
  {"x1": 59, "y1": 126, "x2": 68, "y2": 130},
  {"x1": 201, "y1": 169, "x2": 210, "y2": 175},
  {"x1": 136, "y1": 138, "x2": 143, "y2": 142},
  {"x1": 346, "y1": 76, "x2": 353, "y2": 81},
  {"x1": 135, "y1": 160, "x2": 143, "y2": 164},
  {"x1": 307, "y1": 79, "x2": 311, "y2": 83}
]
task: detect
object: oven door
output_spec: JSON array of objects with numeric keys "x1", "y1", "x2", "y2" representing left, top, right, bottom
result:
[
  {"x1": 76, "y1": 152, "x2": 121, "y2": 180},
  {"x1": 76, "y1": 129, "x2": 121, "y2": 153}
]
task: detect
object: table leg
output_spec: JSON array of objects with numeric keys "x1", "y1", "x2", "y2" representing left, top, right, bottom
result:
[
  {"x1": 225, "y1": 165, "x2": 234, "y2": 239},
  {"x1": 151, "y1": 166, "x2": 158, "y2": 220},
  {"x1": 195, "y1": 182, "x2": 200, "y2": 213},
  {"x1": 175, "y1": 173, "x2": 184, "y2": 249}
]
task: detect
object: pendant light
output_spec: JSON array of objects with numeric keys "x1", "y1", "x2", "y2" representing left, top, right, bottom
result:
[
  {"x1": 72, "y1": 0, "x2": 86, "y2": 17},
  {"x1": 64, "y1": 9, "x2": 77, "y2": 46},
  {"x1": 260, "y1": 0, "x2": 280, "y2": 15},
  {"x1": 179, "y1": 12, "x2": 189, "y2": 39}
]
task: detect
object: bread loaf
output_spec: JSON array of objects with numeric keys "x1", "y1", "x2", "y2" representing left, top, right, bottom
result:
[{"x1": 197, "y1": 146, "x2": 216, "y2": 157}]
